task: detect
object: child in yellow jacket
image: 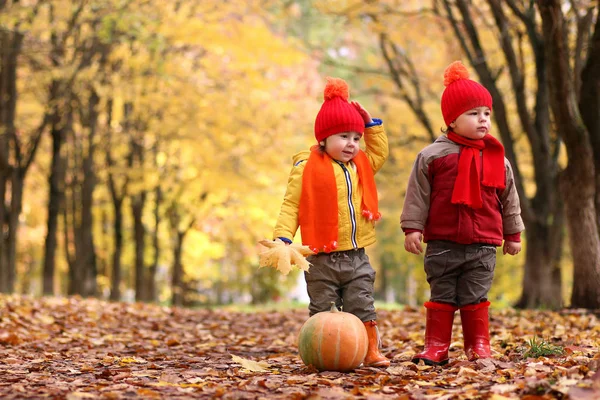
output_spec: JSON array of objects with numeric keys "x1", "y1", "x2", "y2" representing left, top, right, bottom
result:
[{"x1": 273, "y1": 77, "x2": 390, "y2": 367}]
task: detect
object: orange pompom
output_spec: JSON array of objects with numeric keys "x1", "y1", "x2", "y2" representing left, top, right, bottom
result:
[
  {"x1": 323, "y1": 77, "x2": 349, "y2": 101},
  {"x1": 443, "y1": 61, "x2": 470, "y2": 87}
]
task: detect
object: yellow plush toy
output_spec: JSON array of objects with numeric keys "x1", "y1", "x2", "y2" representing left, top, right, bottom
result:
[{"x1": 258, "y1": 239, "x2": 314, "y2": 275}]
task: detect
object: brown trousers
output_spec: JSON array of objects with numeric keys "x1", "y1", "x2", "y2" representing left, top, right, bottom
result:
[
  {"x1": 424, "y1": 240, "x2": 496, "y2": 307},
  {"x1": 305, "y1": 248, "x2": 377, "y2": 322}
]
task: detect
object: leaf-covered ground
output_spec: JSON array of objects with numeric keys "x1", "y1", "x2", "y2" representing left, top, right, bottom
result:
[{"x1": 1, "y1": 295, "x2": 599, "y2": 399}]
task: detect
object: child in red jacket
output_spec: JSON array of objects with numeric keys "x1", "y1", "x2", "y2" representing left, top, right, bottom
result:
[{"x1": 400, "y1": 61, "x2": 525, "y2": 365}]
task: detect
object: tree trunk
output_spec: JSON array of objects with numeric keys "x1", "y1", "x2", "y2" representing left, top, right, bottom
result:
[
  {"x1": 148, "y1": 184, "x2": 162, "y2": 302},
  {"x1": 63, "y1": 190, "x2": 76, "y2": 295},
  {"x1": 171, "y1": 231, "x2": 184, "y2": 307},
  {"x1": 78, "y1": 90, "x2": 99, "y2": 296},
  {"x1": 0, "y1": 165, "x2": 7, "y2": 293},
  {"x1": 5, "y1": 168, "x2": 24, "y2": 292},
  {"x1": 0, "y1": 28, "x2": 21, "y2": 293},
  {"x1": 578, "y1": 2, "x2": 600, "y2": 233},
  {"x1": 123, "y1": 102, "x2": 148, "y2": 302},
  {"x1": 562, "y1": 165, "x2": 600, "y2": 308},
  {"x1": 0, "y1": 35, "x2": 8, "y2": 293},
  {"x1": 110, "y1": 198, "x2": 123, "y2": 301},
  {"x1": 168, "y1": 203, "x2": 194, "y2": 307},
  {"x1": 97, "y1": 209, "x2": 108, "y2": 285},
  {"x1": 105, "y1": 98, "x2": 127, "y2": 302},
  {"x1": 63, "y1": 88, "x2": 100, "y2": 297},
  {"x1": 132, "y1": 192, "x2": 147, "y2": 301},
  {"x1": 537, "y1": 0, "x2": 600, "y2": 308},
  {"x1": 0, "y1": 7, "x2": 8, "y2": 291},
  {"x1": 43, "y1": 103, "x2": 67, "y2": 295},
  {"x1": 66, "y1": 111, "x2": 83, "y2": 296},
  {"x1": 43, "y1": 3, "x2": 73, "y2": 295},
  {"x1": 515, "y1": 215, "x2": 564, "y2": 308}
]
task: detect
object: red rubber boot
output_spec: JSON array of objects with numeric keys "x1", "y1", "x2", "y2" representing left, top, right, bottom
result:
[
  {"x1": 412, "y1": 302, "x2": 458, "y2": 366},
  {"x1": 460, "y1": 301, "x2": 492, "y2": 361}
]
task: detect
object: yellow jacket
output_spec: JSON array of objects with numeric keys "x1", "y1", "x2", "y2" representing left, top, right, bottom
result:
[{"x1": 274, "y1": 123, "x2": 388, "y2": 252}]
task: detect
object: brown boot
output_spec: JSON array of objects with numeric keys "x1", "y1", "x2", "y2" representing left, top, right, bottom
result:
[{"x1": 363, "y1": 320, "x2": 390, "y2": 367}]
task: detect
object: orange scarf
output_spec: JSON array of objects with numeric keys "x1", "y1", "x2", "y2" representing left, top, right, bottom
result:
[
  {"x1": 299, "y1": 146, "x2": 380, "y2": 253},
  {"x1": 447, "y1": 132, "x2": 505, "y2": 208}
]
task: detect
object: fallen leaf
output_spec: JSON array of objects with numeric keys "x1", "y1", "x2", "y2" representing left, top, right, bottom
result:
[
  {"x1": 66, "y1": 392, "x2": 96, "y2": 400},
  {"x1": 230, "y1": 354, "x2": 270, "y2": 372},
  {"x1": 489, "y1": 394, "x2": 513, "y2": 400},
  {"x1": 490, "y1": 384, "x2": 519, "y2": 394}
]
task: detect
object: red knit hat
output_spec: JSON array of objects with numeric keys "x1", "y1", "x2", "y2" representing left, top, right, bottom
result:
[
  {"x1": 314, "y1": 77, "x2": 364, "y2": 142},
  {"x1": 441, "y1": 61, "x2": 492, "y2": 126}
]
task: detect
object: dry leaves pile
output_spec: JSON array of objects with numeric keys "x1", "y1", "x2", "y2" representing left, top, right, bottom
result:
[{"x1": 1, "y1": 295, "x2": 600, "y2": 399}]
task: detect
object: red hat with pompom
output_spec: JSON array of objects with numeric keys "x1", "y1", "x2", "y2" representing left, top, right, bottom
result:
[
  {"x1": 314, "y1": 77, "x2": 364, "y2": 142},
  {"x1": 441, "y1": 61, "x2": 492, "y2": 126}
]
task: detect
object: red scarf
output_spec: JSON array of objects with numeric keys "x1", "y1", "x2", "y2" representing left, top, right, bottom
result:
[
  {"x1": 299, "y1": 146, "x2": 380, "y2": 253},
  {"x1": 447, "y1": 132, "x2": 505, "y2": 209}
]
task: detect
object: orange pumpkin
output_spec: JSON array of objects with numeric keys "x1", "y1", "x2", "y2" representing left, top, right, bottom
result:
[{"x1": 297, "y1": 303, "x2": 368, "y2": 372}]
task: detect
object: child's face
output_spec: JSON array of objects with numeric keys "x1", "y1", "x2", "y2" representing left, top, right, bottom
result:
[
  {"x1": 451, "y1": 106, "x2": 492, "y2": 140},
  {"x1": 323, "y1": 132, "x2": 362, "y2": 163}
]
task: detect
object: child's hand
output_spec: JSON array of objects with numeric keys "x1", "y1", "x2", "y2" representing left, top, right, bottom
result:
[
  {"x1": 351, "y1": 101, "x2": 373, "y2": 125},
  {"x1": 503, "y1": 241, "x2": 521, "y2": 256},
  {"x1": 404, "y1": 232, "x2": 423, "y2": 255}
]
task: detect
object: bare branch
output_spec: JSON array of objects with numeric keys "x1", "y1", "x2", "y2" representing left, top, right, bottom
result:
[
  {"x1": 21, "y1": 112, "x2": 51, "y2": 173},
  {"x1": 320, "y1": 58, "x2": 388, "y2": 76},
  {"x1": 455, "y1": 0, "x2": 488, "y2": 66},
  {"x1": 504, "y1": 0, "x2": 531, "y2": 23},
  {"x1": 439, "y1": 0, "x2": 476, "y2": 65},
  {"x1": 573, "y1": 6, "x2": 595, "y2": 99},
  {"x1": 379, "y1": 33, "x2": 436, "y2": 141}
]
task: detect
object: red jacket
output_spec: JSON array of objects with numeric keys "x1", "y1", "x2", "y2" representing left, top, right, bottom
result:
[{"x1": 401, "y1": 135, "x2": 524, "y2": 246}]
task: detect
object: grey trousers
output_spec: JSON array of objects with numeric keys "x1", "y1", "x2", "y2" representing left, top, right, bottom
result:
[
  {"x1": 305, "y1": 248, "x2": 377, "y2": 322},
  {"x1": 424, "y1": 240, "x2": 496, "y2": 307}
]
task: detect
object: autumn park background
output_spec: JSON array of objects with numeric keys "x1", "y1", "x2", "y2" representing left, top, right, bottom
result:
[
  {"x1": 1, "y1": 0, "x2": 600, "y2": 399},
  {"x1": 0, "y1": 0, "x2": 599, "y2": 314},
  {"x1": 1, "y1": 0, "x2": 600, "y2": 310}
]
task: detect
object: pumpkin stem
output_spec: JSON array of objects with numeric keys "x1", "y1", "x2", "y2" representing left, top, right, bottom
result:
[{"x1": 329, "y1": 302, "x2": 338, "y2": 312}]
